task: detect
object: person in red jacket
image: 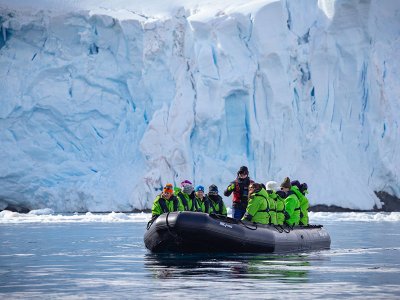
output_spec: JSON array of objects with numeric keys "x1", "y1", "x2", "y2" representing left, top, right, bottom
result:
[{"x1": 224, "y1": 166, "x2": 254, "y2": 220}]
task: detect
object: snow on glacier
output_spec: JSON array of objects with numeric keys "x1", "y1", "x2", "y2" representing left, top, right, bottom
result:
[{"x1": 0, "y1": 0, "x2": 399, "y2": 212}]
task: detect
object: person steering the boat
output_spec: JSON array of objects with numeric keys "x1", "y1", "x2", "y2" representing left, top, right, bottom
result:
[
  {"x1": 224, "y1": 166, "x2": 254, "y2": 220},
  {"x1": 151, "y1": 183, "x2": 184, "y2": 218},
  {"x1": 241, "y1": 183, "x2": 269, "y2": 224},
  {"x1": 207, "y1": 184, "x2": 227, "y2": 216}
]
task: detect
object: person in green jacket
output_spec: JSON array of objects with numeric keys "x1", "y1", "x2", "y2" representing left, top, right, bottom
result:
[
  {"x1": 266, "y1": 181, "x2": 285, "y2": 225},
  {"x1": 194, "y1": 185, "x2": 209, "y2": 213},
  {"x1": 289, "y1": 180, "x2": 309, "y2": 226},
  {"x1": 280, "y1": 177, "x2": 300, "y2": 226},
  {"x1": 275, "y1": 190, "x2": 287, "y2": 225},
  {"x1": 299, "y1": 182, "x2": 310, "y2": 226},
  {"x1": 207, "y1": 184, "x2": 227, "y2": 216},
  {"x1": 151, "y1": 183, "x2": 184, "y2": 218},
  {"x1": 173, "y1": 186, "x2": 181, "y2": 195},
  {"x1": 265, "y1": 186, "x2": 277, "y2": 225},
  {"x1": 242, "y1": 183, "x2": 269, "y2": 224},
  {"x1": 175, "y1": 180, "x2": 198, "y2": 211}
]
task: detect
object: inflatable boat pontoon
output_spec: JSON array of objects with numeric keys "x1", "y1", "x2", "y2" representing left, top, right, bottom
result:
[{"x1": 144, "y1": 211, "x2": 331, "y2": 253}]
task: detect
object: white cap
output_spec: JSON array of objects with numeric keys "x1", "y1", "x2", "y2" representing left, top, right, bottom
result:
[{"x1": 266, "y1": 181, "x2": 279, "y2": 192}]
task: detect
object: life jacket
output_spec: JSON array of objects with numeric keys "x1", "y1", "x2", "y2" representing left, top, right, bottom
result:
[
  {"x1": 271, "y1": 190, "x2": 286, "y2": 225},
  {"x1": 292, "y1": 186, "x2": 309, "y2": 225},
  {"x1": 244, "y1": 190, "x2": 269, "y2": 224},
  {"x1": 232, "y1": 178, "x2": 254, "y2": 204},
  {"x1": 195, "y1": 196, "x2": 210, "y2": 213},
  {"x1": 158, "y1": 195, "x2": 179, "y2": 213},
  {"x1": 255, "y1": 190, "x2": 275, "y2": 224},
  {"x1": 284, "y1": 190, "x2": 301, "y2": 226},
  {"x1": 267, "y1": 198, "x2": 277, "y2": 225},
  {"x1": 177, "y1": 191, "x2": 198, "y2": 211},
  {"x1": 207, "y1": 195, "x2": 224, "y2": 215}
]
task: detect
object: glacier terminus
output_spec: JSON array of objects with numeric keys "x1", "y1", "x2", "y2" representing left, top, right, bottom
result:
[{"x1": 0, "y1": 0, "x2": 399, "y2": 212}]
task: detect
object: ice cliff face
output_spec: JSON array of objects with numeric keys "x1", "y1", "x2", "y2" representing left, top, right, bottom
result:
[{"x1": 0, "y1": 0, "x2": 399, "y2": 212}]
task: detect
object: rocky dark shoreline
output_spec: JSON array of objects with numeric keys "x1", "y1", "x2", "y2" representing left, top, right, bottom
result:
[
  {"x1": 307, "y1": 191, "x2": 400, "y2": 212},
  {"x1": 2, "y1": 191, "x2": 400, "y2": 214}
]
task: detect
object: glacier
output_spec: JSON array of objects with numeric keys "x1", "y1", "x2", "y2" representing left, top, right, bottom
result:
[{"x1": 0, "y1": 0, "x2": 399, "y2": 212}]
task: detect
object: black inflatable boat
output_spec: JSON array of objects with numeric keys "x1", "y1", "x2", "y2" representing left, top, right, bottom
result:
[{"x1": 144, "y1": 211, "x2": 331, "y2": 253}]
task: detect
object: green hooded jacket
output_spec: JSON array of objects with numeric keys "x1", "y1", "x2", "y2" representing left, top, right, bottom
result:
[
  {"x1": 195, "y1": 196, "x2": 209, "y2": 213},
  {"x1": 207, "y1": 195, "x2": 227, "y2": 216},
  {"x1": 284, "y1": 188, "x2": 300, "y2": 226},
  {"x1": 267, "y1": 190, "x2": 285, "y2": 225},
  {"x1": 175, "y1": 190, "x2": 198, "y2": 211},
  {"x1": 275, "y1": 193, "x2": 285, "y2": 225},
  {"x1": 242, "y1": 188, "x2": 269, "y2": 224},
  {"x1": 151, "y1": 194, "x2": 184, "y2": 217},
  {"x1": 292, "y1": 186, "x2": 309, "y2": 225},
  {"x1": 266, "y1": 192, "x2": 277, "y2": 225},
  {"x1": 195, "y1": 195, "x2": 228, "y2": 216}
]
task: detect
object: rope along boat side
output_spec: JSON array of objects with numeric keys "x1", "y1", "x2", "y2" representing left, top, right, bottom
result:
[{"x1": 144, "y1": 211, "x2": 331, "y2": 253}]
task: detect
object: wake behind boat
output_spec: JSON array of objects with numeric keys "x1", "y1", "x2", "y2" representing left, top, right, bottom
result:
[{"x1": 144, "y1": 211, "x2": 331, "y2": 253}]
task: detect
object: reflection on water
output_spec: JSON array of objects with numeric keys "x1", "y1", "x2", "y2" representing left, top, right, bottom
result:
[{"x1": 144, "y1": 252, "x2": 316, "y2": 281}]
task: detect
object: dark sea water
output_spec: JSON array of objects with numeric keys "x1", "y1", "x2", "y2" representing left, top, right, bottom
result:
[{"x1": 1, "y1": 213, "x2": 400, "y2": 299}]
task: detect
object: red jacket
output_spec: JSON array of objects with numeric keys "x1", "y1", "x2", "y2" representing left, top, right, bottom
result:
[{"x1": 224, "y1": 177, "x2": 254, "y2": 203}]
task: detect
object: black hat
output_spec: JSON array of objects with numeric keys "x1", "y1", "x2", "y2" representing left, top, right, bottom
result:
[
  {"x1": 208, "y1": 184, "x2": 218, "y2": 194},
  {"x1": 276, "y1": 190, "x2": 287, "y2": 198},
  {"x1": 291, "y1": 180, "x2": 301, "y2": 190},
  {"x1": 300, "y1": 183, "x2": 308, "y2": 193},
  {"x1": 238, "y1": 166, "x2": 249, "y2": 175}
]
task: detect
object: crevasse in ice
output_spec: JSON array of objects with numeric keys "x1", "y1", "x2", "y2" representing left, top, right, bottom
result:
[{"x1": 0, "y1": 0, "x2": 399, "y2": 212}]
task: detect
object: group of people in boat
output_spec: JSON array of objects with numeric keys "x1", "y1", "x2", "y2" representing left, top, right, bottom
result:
[{"x1": 151, "y1": 165, "x2": 309, "y2": 226}]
